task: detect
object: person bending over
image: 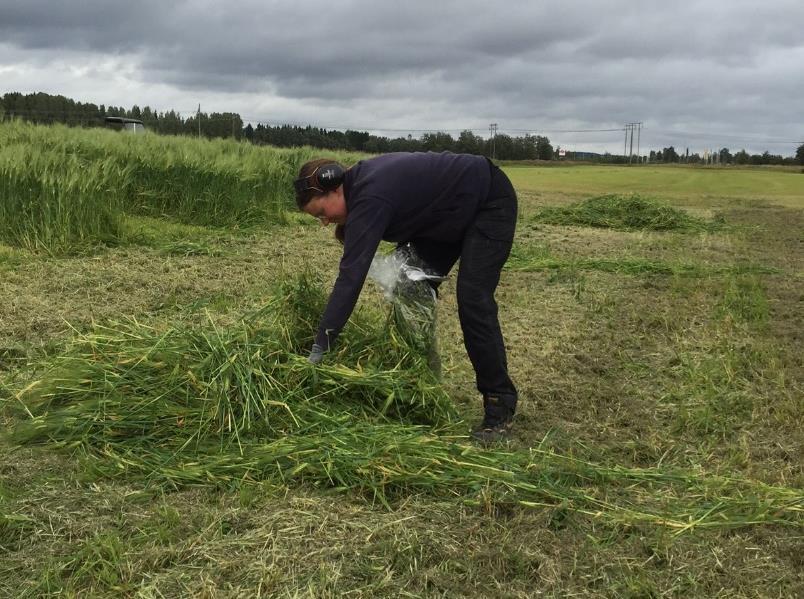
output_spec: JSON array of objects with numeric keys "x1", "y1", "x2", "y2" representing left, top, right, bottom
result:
[{"x1": 294, "y1": 151, "x2": 518, "y2": 442}]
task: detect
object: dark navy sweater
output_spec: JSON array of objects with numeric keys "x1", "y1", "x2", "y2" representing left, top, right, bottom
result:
[{"x1": 314, "y1": 151, "x2": 492, "y2": 349}]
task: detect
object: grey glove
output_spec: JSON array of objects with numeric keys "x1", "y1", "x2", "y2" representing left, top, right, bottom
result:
[{"x1": 307, "y1": 343, "x2": 325, "y2": 365}]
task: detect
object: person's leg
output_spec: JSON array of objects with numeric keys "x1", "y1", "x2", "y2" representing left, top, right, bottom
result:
[{"x1": 456, "y1": 166, "x2": 518, "y2": 435}]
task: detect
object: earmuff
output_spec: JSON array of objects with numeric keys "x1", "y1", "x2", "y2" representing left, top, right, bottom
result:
[{"x1": 293, "y1": 163, "x2": 345, "y2": 195}]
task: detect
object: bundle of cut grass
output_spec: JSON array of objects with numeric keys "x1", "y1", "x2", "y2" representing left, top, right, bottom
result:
[
  {"x1": 90, "y1": 431, "x2": 804, "y2": 532},
  {"x1": 10, "y1": 273, "x2": 456, "y2": 454},
  {"x1": 532, "y1": 194, "x2": 716, "y2": 231},
  {"x1": 6, "y1": 274, "x2": 802, "y2": 532}
]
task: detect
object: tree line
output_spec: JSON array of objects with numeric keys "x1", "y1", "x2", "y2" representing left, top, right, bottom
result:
[
  {"x1": 2, "y1": 91, "x2": 801, "y2": 165},
  {"x1": 647, "y1": 146, "x2": 799, "y2": 166},
  {"x1": 0, "y1": 92, "x2": 554, "y2": 160},
  {"x1": 243, "y1": 124, "x2": 554, "y2": 160},
  {"x1": 0, "y1": 92, "x2": 242, "y2": 139},
  {"x1": 0, "y1": 91, "x2": 552, "y2": 160}
]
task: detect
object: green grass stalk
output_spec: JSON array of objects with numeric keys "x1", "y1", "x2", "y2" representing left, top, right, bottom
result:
[{"x1": 5, "y1": 274, "x2": 802, "y2": 533}]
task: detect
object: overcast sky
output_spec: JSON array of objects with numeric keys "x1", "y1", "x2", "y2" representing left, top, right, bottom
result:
[{"x1": 1, "y1": 0, "x2": 802, "y2": 155}]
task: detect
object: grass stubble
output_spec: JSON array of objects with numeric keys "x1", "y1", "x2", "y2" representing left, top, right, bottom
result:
[{"x1": 2, "y1": 268, "x2": 802, "y2": 596}]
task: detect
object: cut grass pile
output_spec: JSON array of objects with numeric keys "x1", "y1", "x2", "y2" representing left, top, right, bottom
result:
[
  {"x1": 0, "y1": 120, "x2": 363, "y2": 252},
  {"x1": 5, "y1": 274, "x2": 802, "y2": 533},
  {"x1": 8, "y1": 273, "x2": 456, "y2": 452},
  {"x1": 532, "y1": 194, "x2": 719, "y2": 231}
]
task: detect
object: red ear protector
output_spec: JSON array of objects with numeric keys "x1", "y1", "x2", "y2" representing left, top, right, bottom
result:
[{"x1": 293, "y1": 163, "x2": 345, "y2": 195}]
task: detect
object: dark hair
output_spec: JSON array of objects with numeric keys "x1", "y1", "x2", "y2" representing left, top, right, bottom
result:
[
  {"x1": 334, "y1": 224, "x2": 346, "y2": 244},
  {"x1": 295, "y1": 158, "x2": 343, "y2": 209}
]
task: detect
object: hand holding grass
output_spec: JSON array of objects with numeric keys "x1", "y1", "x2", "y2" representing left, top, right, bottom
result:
[{"x1": 307, "y1": 343, "x2": 325, "y2": 364}]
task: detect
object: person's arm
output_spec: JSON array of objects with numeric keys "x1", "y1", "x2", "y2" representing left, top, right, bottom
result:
[{"x1": 313, "y1": 197, "x2": 393, "y2": 353}]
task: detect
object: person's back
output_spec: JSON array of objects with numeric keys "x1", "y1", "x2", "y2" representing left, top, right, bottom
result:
[{"x1": 344, "y1": 152, "x2": 491, "y2": 244}]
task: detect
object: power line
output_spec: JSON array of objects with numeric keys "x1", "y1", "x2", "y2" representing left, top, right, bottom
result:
[
  {"x1": 232, "y1": 115, "x2": 627, "y2": 136},
  {"x1": 1, "y1": 107, "x2": 629, "y2": 135},
  {"x1": 4, "y1": 105, "x2": 801, "y2": 143},
  {"x1": 650, "y1": 129, "x2": 802, "y2": 144},
  {"x1": 504, "y1": 127, "x2": 625, "y2": 133},
  {"x1": 3, "y1": 108, "x2": 801, "y2": 147}
]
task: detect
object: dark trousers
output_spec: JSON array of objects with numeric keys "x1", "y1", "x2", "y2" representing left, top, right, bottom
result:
[{"x1": 406, "y1": 163, "x2": 518, "y2": 409}]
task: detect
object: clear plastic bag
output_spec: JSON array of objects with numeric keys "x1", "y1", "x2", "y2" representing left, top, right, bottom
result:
[{"x1": 368, "y1": 244, "x2": 444, "y2": 376}]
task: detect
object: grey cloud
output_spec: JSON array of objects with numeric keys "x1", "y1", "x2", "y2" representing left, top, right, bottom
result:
[
  {"x1": 0, "y1": 0, "x2": 167, "y2": 52},
  {"x1": 1, "y1": 0, "x2": 802, "y2": 153}
]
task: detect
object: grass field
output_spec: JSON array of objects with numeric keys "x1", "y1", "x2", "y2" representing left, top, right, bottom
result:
[
  {"x1": 506, "y1": 163, "x2": 804, "y2": 208},
  {"x1": 1, "y1": 126, "x2": 802, "y2": 597}
]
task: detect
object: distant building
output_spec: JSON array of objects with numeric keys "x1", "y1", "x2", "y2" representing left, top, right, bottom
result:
[
  {"x1": 570, "y1": 151, "x2": 602, "y2": 161},
  {"x1": 105, "y1": 116, "x2": 145, "y2": 133}
]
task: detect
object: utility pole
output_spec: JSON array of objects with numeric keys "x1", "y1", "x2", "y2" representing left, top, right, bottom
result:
[
  {"x1": 197, "y1": 104, "x2": 201, "y2": 138},
  {"x1": 489, "y1": 123, "x2": 498, "y2": 160},
  {"x1": 637, "y1": 122, "x2": 642, "y2": 163},
  {"x1": 624, "y1": 126, "x2": 628, "y2": 160},
  {"x1": 629, "y1": 125, "x2": 635, "y2": 163},
  {"x1": 624, "y1": 122, "x2": 643, "y2": 164}
]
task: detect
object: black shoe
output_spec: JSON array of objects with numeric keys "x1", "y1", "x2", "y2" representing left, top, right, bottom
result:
[
  {"x1": 471, "y1": 393, "x2": 515, "y2": 443},
  {"x1": 470, "y1": 416, "x2": 514, "y2": 443}
]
